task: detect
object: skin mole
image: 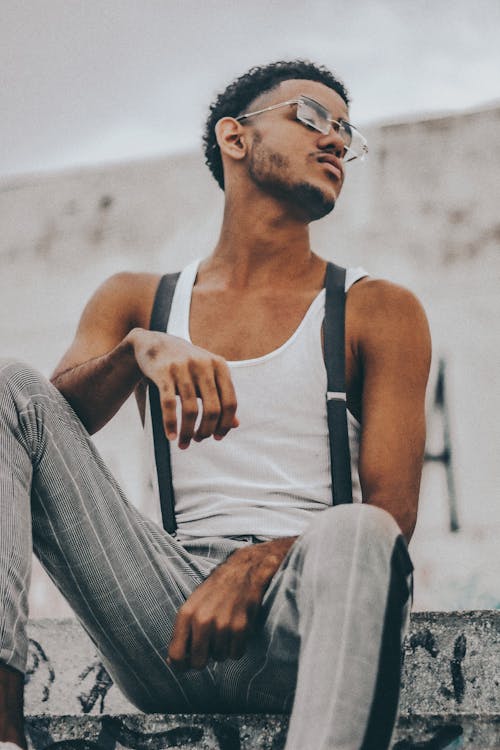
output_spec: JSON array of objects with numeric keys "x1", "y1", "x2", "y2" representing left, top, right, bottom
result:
[{"x1": 145, "y1": 345, "x2": 159, "y2": 360}]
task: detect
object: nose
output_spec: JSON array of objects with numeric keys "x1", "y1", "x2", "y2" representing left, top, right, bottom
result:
[{"x1": 317, "y1": 125, "x2": 346, "y2": 160}]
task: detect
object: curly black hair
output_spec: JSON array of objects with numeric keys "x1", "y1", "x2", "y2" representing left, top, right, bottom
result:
[{"x1": 202, "y1": 60, "x2": 350, "y2": 190}]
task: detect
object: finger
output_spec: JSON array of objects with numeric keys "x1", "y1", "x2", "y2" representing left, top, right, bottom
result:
[
  {"x1": 176, "y1": 375, "x2": 199, "y2": 449},
  {"x1": 228, "y1": 616, "x2": 248, "y2": 660},
  {"x1": 158, "y1": 380, "x2": 178, "y2": 440},
  {"x1": 213, "y1": 361, "x2": 238, "y2": 439},
  {"x1": 210, "y1": 624, "x2": 231, "y2": 662},
  {"x1": 193, "y1": 372, "x2": 221, "y2": 442},
  {"x1": 189, "y1": 617, "x2": 213, "y2": 670},
  {"x1": 167, "y1": 610, "x2": 192, "y2": 669}
]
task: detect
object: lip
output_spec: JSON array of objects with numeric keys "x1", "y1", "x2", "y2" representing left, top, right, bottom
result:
[{"x1": 316, "y1": 154, "x2": 344, "y2": 181}]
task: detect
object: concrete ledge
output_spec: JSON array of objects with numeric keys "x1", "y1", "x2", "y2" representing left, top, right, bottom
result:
[
  {"x1": 24, "y1": 712, "x2": 500, "y2": 749},
  {"x1": 24, "y1": 611, "x2": 499, "y2": 749}
]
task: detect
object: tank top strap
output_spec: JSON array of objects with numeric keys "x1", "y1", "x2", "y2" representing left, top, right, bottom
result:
[{"x1": 345, "y1": 266, "x2": 369, "y2": 291}]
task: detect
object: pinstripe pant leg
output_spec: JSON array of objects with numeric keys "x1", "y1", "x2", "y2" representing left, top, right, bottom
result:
[
  {"x1": 0, "y1": 360, "x2": 232, "y2": 712},
  {"x1": 218, "y1": 504, "x2": 413, "y2": 750}
]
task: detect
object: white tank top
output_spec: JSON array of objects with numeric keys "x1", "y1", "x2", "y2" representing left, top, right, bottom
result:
[{"x1": 145, "y1": 258, "x2": 368, "y2": 540}]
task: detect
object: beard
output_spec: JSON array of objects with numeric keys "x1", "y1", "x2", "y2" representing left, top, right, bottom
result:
[{"x1": 247, "y1": 135, "x2": 336, "y2": 222}]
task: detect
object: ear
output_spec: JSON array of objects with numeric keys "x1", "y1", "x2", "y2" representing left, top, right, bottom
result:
[{"x1": 215, "y1": 117, "x2": 248, "y2": 162}]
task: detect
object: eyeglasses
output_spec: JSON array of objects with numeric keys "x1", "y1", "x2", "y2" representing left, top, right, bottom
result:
[{"x1": 236, "y1": 94, "x2": 368, "y2": 163}]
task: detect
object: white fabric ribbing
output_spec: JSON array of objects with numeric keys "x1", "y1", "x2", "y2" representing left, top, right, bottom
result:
[{"x1": 147, "y1": 259, "x2": 368, "y2": 540}]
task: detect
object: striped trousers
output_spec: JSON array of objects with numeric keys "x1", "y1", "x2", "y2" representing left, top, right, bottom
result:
[{"x1": 0, "y1": 360, "x2": 413, "y2": 750}]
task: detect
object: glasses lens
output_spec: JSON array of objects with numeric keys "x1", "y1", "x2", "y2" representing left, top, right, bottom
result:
[
  {"x1": 296, "y1": 97, "x2": 330, "y2": 134},
  {"x1": 340, "y1": 122, "x2": 368, "y2": 162},
  {"x1": 339, "y1": 121, "x2": 353, "y2": 147},
  {"x1": 296, "y1": 95, "x2": 368, "y2": 161}
]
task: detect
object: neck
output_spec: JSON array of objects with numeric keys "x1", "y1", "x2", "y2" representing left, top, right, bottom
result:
[{"x1": 202, "y1": 188, "x2": 323, "y2": 289}]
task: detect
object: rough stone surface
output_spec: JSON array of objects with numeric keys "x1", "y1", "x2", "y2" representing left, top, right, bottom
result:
[
  {"x1": 24, "y1": 713, "x2": 500, "y2": 749},
  {"x1": 400, "y1": 611, "x2": 500, "y2": 716},
  {"x1": 24, "y1": 613, "x2": 500, "y2": 749}
]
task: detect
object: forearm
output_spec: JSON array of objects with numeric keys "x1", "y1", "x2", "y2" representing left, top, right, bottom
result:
[
  {"x1": 220, "y1": 536, "x2": 298, "y2": 591},
  {"x1": 51, "y1": 332, "x2": 142, "y2": 433},
  {"x1": 361, "y1": 437, "x2": 424, "y2": 544}
]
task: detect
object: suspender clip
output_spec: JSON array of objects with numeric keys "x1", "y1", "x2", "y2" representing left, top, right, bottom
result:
[{"x1": 327, "y1": 391, "x2": 347, "y2": 401}]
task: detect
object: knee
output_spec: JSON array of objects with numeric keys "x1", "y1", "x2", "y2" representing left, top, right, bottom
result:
[
  {"x1": 295, "y1": 505, "x2": 409, "y2": 605},
  {"x1": 337, "y1": 503, "x2": 402, "y2": 542},
  {"x1": 300, "y1": 503, "x2": 403, "y2": 562},
  {"x1": 0, "y1": 359, "x2": 49, "y2": 395}
]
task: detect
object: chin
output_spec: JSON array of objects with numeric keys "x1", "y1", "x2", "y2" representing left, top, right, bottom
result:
[{"x1": 292, "y1": 181, "x2": 336, "y2": 222}]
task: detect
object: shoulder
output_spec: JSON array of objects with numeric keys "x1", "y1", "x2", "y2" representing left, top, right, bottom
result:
[
  {"x1": 94, "y1": 270, "x2": 162, "y2": 298},
  {"x1": 347, "y1": 277, "x2": 431, "y2": 365},
  {"x1": 86, "y1": 271, "x2": 163, "y2": 330},
  {"x1": 347, "y1": 276, "x2": 427, "y2": 320}
]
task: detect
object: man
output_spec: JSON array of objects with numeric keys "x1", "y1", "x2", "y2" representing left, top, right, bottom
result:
[{"x1": 0, "y1": 60, "x2": 430, "y2": 749}]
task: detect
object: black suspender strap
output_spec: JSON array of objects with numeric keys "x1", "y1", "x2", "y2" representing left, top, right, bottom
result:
[
  {"x1": 149, "y1": 272, "x2": 180, "y2": 534},
  {"x1": 323, "y1": 262, "x2": 353, "y2": 505}
]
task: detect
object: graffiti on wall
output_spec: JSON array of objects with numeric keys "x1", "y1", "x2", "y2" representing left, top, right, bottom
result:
[{"x1": 23, "y1": 623, "x2": 484, "y2": 750}]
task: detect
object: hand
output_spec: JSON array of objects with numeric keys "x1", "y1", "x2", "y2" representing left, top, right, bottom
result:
[
  {"x1": 167, "y1": 558, "x2": 259, "y2": 670},
  {"x1": 167, "y1": 538, "x2": 297, "y2": 670},
  {"x1": 129, "y1": 328, "x2": 239, "y2": 449}
]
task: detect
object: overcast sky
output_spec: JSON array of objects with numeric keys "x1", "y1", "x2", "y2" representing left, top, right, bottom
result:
[{"x1": 1, "y1": 0, "x2": 500, "y2": 177}]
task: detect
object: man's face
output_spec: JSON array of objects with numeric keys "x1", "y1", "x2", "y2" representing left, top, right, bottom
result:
[{"x1": 243, "y1": 79, "x2": 349, "y2": 222}]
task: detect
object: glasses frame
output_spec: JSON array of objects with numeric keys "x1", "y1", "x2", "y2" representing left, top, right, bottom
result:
[{"x1": 235, "y1": 94, "x2": 368, "y2": 162}]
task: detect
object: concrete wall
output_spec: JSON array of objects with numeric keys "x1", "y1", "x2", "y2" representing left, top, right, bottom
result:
[
  {"x1": 23, "y1": 613, "x2": 500, "y2": 749},
  {"x1": 1, "y1": 104, "x2": 499, "y2": 614}
]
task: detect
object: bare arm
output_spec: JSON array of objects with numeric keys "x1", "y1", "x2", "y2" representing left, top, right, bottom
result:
[
  {"x1": 51, "y1": 273, "x2": 155, "y2": 433},
  {"x1": 353, "y1": 279, "x2": 432, "y2": 542},
  {"x1": 51, "y1": 272, "x2": 239, "y2": 444}
]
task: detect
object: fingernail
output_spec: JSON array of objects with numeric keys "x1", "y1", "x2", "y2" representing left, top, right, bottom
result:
[{"x1": 167, "y1": 431, "x2": 177, "y2": 440}]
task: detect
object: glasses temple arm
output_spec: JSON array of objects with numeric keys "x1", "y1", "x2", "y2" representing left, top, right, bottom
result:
[{"x1": 236, "y1": 99, "x2": 299, "y2": 121}]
